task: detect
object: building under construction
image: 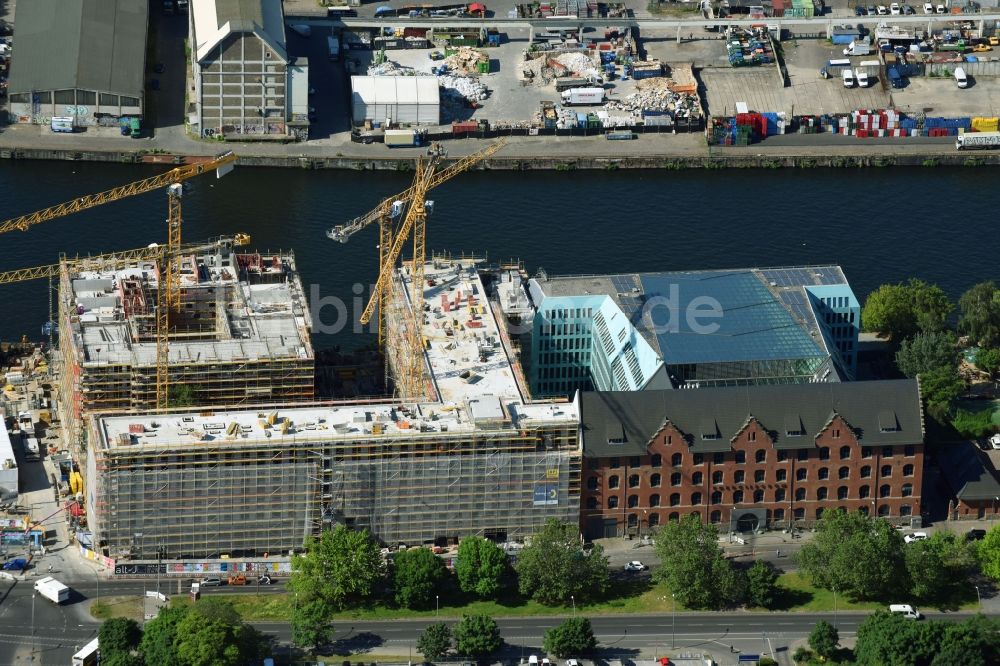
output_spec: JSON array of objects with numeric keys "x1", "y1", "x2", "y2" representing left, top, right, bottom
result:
[
  {"x1": 85, "y1": 257, "x2": 580, "y2": 559},
  {"x1": 59, "y1": 243, "x2": 315, "y2": 446}
]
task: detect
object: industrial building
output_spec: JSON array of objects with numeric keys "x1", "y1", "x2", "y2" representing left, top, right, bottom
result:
[
  {"x1": 189, "y1": 0, "x2": 307, "y2": 139},
  {"x1": 6, "y1": 0, "x2": 147, "y2": 126},
  {"x1": 579, "y1": 379, "x2": 925, "y2": 539},
  {"x1": 85, "y1": 257, "x2": 580, "y2": 560},
  {"x1": 58, "y1": 243, "x2": 315, "y2": 449},
  {"x1": 351, "y1": 76, "x2": 441, "y2": 126},
  {"x1": 519, "y1": 266, "x2": 860, "y2": 397}
]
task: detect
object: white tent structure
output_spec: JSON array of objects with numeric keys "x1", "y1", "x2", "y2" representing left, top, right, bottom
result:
[{"x1": 351, "y1": 76, "x2": 440, "y2": 125}]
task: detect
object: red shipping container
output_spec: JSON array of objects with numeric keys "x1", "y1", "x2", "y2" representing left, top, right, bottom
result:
[{"x1": 856, "y1": 129, "x2": 869, "y2": 138}]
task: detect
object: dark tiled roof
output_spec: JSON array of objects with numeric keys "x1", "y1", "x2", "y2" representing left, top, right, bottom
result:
[
  {"x1": 581, "y1": 379, "x2": 923, "y2": 456},
  {"x1": 938, "y1": 441, "x2": 1000, "y2": 502},
  {"x1": 8, "y1": 0, "x2": 147, "y2": 96}
]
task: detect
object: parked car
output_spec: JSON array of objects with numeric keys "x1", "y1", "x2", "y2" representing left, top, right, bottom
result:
[
  {"x1": 227, "y1": 574, "x2": 247, "y2": 585},
  {"x1": 903, "y1": 3, "x2": 916, "y2": 12},
  {"x1": 936, "y1": 3, "x2": 947, "y2": 12},
  {"x1": 2, "y1": 558, "x2": 27, "y2": 571},
  {"x1": 966, "y1": 528, "x2": 987, "y2": 541},
  {"x1": 904, "y1": 531, "x2": 928, "y2": 543},
  {"x1": 856, "y1": 5, "x2": 868, "y2": 14},
  {"x1": 891, "y1": 2, "x2": 901, "y2": 13},
  {"x1": 991, "y1": 433, "x2": 1000, "y2": 449},
  {"x1": 923, "y1": 2, "x2": 934, "y2": 11},
  {"x1": 889, "y1": 603, "x2": 923, "y2": 619},
  {"x1": 200, "y1": 577, "x2": 223, "y2": 586},
  {"x1": 624, "y1": 560, "x2": 648, "y2": 572},
  {"x1": 258, "y1": 575, "x2": 272, "y2": 585},
  {"x1": 877, "y1": 4, "x2": 888, "y2": 13}
]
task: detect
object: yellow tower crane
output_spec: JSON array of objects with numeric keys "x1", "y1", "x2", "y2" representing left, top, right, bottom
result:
[
  {"x1": 0, "y1": 152, "x2": 239, "y2": 409},
  {"x1": 327, "y1": 139, "x2": 506, "y2": 398}
]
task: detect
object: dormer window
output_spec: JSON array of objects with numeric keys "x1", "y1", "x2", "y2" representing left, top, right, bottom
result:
[
  {"x1": 701, "y1": 418, "x2": 719, "y2": 441},
  {"x1": 785, "y1": 414, "x2": 803, "y2": 437},
  {"x1": 878, "y1": 410, "x2": 899, "y2": 433}
]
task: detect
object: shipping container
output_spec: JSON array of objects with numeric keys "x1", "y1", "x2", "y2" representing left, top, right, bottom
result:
[{"x1": 384, "y1": 128, "x2": 420, "y2": 147}]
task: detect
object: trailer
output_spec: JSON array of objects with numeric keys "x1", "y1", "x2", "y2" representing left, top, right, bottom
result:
[
  {"x1": 72, "y1": 637, "x2": 99, "y2": 666},
  {"x1": 34, "y1": 576, "x2": 70, "y2": 604},
  {"x1": 956, "y1": 131, "x2": 1000, "y2": 150},
  {"x1": 384, "y1": 128, "x2": 420, "y2": 147},
  {"x1": 560, "y1": 87, "x2": 605, "y2": 105}
]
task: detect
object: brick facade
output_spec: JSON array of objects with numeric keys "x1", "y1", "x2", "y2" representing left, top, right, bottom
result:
[{"x1": 582, "y1": 414, "x2": 924, "y2": 538}]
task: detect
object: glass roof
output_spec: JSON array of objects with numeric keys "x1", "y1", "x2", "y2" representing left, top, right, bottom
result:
[{"x1": 639, "y1": 271, "x2": 826, "y2": 365}]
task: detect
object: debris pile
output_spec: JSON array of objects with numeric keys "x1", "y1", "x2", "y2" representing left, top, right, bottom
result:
[
  {"x1": 367, "y1": 60, "x2": 415, "y2": 76},
  {"x1": 549, "y1": 52, "x2": 601, "y2": 79},
  {"x1": 438, "y1": 74, "x2": 488, "y2": 103},
  {"x1": 602, "y1": 77, "x2": 701, "y2": 119},
  {"x1": 443, "y1": 47, "x2": 489, "y2": 75}
]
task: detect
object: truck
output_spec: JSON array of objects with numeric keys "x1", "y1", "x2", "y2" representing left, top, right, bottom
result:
[
  {"x1": 72, "y1": 637, "x2": 99, "y2": 666},
  {"x1": 34, "y1": 576, "x2": 70, "y2": 604},
  {"x1": 327, "y1": 35, "x2": 340, "y2": 61},
  {"x1": 554, "y1": 77, "x2": 593, "y2": 92},
  {"x1": 384, "y1": 128, "x2": 420, "y2": 147},
  {"x1": 560, "y1": 87, "x2": 605, "y2": 106},
  {"x1": 887, "y1": 66, "x2": 904, "y2": 88},
  {"x1": 843, "y1": 40, "x2": 871, "y2": 56},
  {"x1": 956, "y1": 131, "x2": 1000, "y2": 150}
]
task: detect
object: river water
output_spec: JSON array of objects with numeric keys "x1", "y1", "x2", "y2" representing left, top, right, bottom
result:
[{"x1": 0, "y1": 161, "x2": 996, "y2": 350}]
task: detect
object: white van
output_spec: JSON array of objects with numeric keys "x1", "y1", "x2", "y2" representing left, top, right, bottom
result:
[
  {"x1": 889, "y1": 604, "x2": 923, "y2": 620},
  {"x1": 855, "y1": 69, "x2": 869, "y2": 87},
  {"x1": 842, "y1": 68, "x2": 855, "y2": 87},
  {"x1": 954, "y1": 67, "x2": 968, "y2": 88}
]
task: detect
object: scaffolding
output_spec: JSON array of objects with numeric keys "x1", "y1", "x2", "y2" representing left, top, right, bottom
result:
[
  {"x1": 57, "y1": 247, "x2": 315, "y2": 448},
  {"x1": 87, "y1": 403, "x2": 581, "y2": 558}
]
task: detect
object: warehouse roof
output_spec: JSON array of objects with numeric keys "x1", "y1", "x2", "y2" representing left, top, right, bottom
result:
[
  {"x1": 191, "y1": 0, "x2": 287, "y2": 63},
  {"x1": 937, "y1": 440, "x2": 1000, "y2": 502},
  {"x1": 580, "y1": 379, "x2": 923, "y2": 456},
  {"x1": 351, "y1": 76, "x2": 441, "y2": 105},
  {"x1": 8, "y1": 0, "x2": 148, "y2": 96}
]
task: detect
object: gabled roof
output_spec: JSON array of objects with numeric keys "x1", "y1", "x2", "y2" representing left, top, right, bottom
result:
[
  {"x1": 8, "y1": 0, "x2": 148, "y2": 96},
  {"x1": 580, "y1": 379, "x2": 923, "y2": 456},
  {"x1": 938, "y1": 441, "x2": 1000, "y2": 502},
  {"x1": 191, "y1": 0, "x2": 287, "y2": 63}
]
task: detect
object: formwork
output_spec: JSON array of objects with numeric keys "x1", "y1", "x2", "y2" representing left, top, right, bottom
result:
[{"x1": 57, "y1": 246, "x2": 315, "y2": 448}]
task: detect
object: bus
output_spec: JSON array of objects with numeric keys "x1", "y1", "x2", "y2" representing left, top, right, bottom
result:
[{"x1": 72, "y1": 637, "x2": 99, "y2": 666}]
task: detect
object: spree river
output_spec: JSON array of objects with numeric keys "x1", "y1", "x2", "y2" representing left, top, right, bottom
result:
[{"x1": 0, "y1": 161, "x2": 996, "y2": 350}]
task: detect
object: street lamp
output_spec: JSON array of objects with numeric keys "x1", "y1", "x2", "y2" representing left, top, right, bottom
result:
[
  {"x1": 975, "y1": 584, "x2": 982, "y2": 610},
  {"x1": 571, "y1": 595, "x2": 576, "y2": 616},
  {"x1": 436, "y1": 595, "x2": 439, "y2": 616},
  {"x1": 833, "y1": 587, "x2": 838, "y2": 629},
  {"x1": 671, "y1": 593, "x2": 676, "y2": 649}
]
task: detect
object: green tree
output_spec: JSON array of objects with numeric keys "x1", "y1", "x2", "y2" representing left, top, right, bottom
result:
[
  {"x1": 745, "y1": 559, "x2": 780, "y2": 609},
  {"x1": 905, "y1": 531, "x2": 978, "y2": 602},
  {"x1": 935, "y1": 614, "x2": 1000, "y2": 666},
  {"x1": 101, "y1": 654, "x2": 145, "y2": 666},
  {"x1": 417, "y1": 622, "x2": 453, "y2": 661},
  {"x1": 959, "y1": 281, "x2": 1000, "y2": 348},
  {"x1": 856, "y1": 613, "x2": 1000, "y2": 666},
  {"x1": 288, "y1": 525, "x2": 384, "y2": 611},
  {"x1": 652, "y1": 514, "x2": 744, "y2": 610},
  {"x1": 978, "y1": 524, "x2": 1000, "y2": 582},
  {"x1": 455, "y1": 536, "x2": 508, "y2": 598},
  {"x1": 895, "y1": 330, "x2": 959, "y2": 378},
  {"x1": 808, "y1": 620, "x2": 839, "y2": 660},
  {"x1": 291, "y1": 597, "x2": 335, "y2": 650},
  {"x1": 453, "y1": 614, "x2": 502, "y2": 661},
  {"x1": 393, "y1": 546, "x2": 448, "y2": 608},
  {"x1": 975, "y1": 347, "x2": 1000, "y2": 377},
  {"x1": 920, "y1": 365, "x2": 966, "y2": 423},
  {"x1": 863, "y1": 279, "x2": 954, "y2": 340},
  {"x1": 855, "y1": 611, "x2": 930, "y2": 666},
  {"x1": 99, "y1": 617, "x2": 142, "y2": 659},
  {"x1": 542, "y1": 617, "x2": 598, "y2": 658},
  {"x1": 172, "y1": 599, "x2": 263, "y2": 666},
  {"x1": 139, "y1": 605, "x2": 186, "y2": 666},
  {"x1": 515, "y1": 519, "x2": 609, "y2": 606},
  {"x1": 167, "y1": 384, "x2": 196, "y2": 408},
  {"x1": 798, "y1": 509, "x2": 906, "y2": 600}
]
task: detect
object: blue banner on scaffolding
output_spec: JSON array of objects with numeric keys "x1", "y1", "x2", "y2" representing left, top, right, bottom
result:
[{"x1": 533, "y1": 484, "x2": 558, "y2": 506}]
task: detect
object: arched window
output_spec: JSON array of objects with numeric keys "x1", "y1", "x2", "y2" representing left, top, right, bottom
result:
[
  {"x1": 651, "y1": 473, "x2": 662, "y2": 487},
  {"x1": 796, "y1": 468, "x2": 807, "y2": 481},
  {"x1": 734, "y1": 490, "x2": 744, "y2": 504},
  {"x1": 712, "y1": 470, "x2": 724, "y2": 484},
  {"x1": 837, "y1": 486, "x2": 849, "y2": 500},
  {"x1": 651, "y1": 454, "x2": 662, "y2": 467},
  {"x1": 878, "y1": 504, "x2": 890, "y2": 517},
  {"x1": 902, "y1": 483, "x2": 913, "y2": 497},
  {"x1": 586, "y1": 497, "x2": 597, "y2": 509},
  {"x1": 710, "y1": 510, "x2": 722, "y2": 524},
  {"x1": 816, "y1": 507, "x2": 825, "y2": 519},
  {"x1": 839, "y1": 445, "x2": 851, "y2": 459},
  {"x1": 587, "y1": 477, "x2": 598, "y2": 490},
  {"x1": 900, "y1": 504, "x2": 912, "y2": 516},
  {"x1": 629, "y1": 474, "x2": 640, "y2": 488},
  {"x1": 628, "y1": 495, "x2": 639, "y2": 508},
  {"x1": 817, "y1": 487, "x2": 829, "y2": 500},
  {"x1": 861, "y1": 465, "x2": 872, "y2": 478},
  {"x1": 819, "y1": 447, "x2": 830, "y2": 460},
  {"x1": 711, "y1": 490, "x2": 722, "y2": 505},
  {"x1": 668, "y1": 512, "x2": 679, "y2": 522},
  {"x1": 754, "y1": 470, "x2": 765, "y2": 483},
  {"x1": 608, "y1": 475, "x2": 620, "y2": 489},
  {"x1": 691, "y1": 492, "x2": 703, "y2": 505},
  {"x1": 753, "y1": 489, "x2": 764, "y2": 503},
  {"x1": 669, "y1": 493, "x2": 680, "y2": 507},
  {"x1": 608, "y1": 496, "x2": 619, "y2": 509},
  {"x1": 903, "y1": 464, "x2": 914, "y2": 477},
  {"x1": 692, "y1": 472, "x2": 704, "y2": 485},
  {"x1": 648, "y1": 513, "x2": 660, "y2": 527},
  {"x1": 881, "y1": 465, "x2": 892, "y2": 477},
  {"x1": 818, "y1": 467, "x2": 829, "y2": 480},
  {"x1": 879, "y1": 484, "x2": 891, "y2": 498},
  {"x1": 671, "y1": 472, "x2": 682, "y2": 486},
  {"x1": 671, "y1": 453, "x2": 682, "y2": 467},
  {"x1": 775, "y1": 488, "x2": 786, "y2": 502},
  {"x1": 776, "y1": 469, "x2": 787, "y2": 482},
  {"x1": 838, "y1": 466, "x2": 850, "y2": 480},
  {"x1": 650, "y1": 493, "x2": 660, "y2": 507},
  {"x1": 735, "y1": 470, "x2": 746, "y2": 483},
  {"x1": 755, "y1": 449, "x2": 767, "y2": 463},
  {"x1": 795, "y1": 488, "x2": 806, "y2": 501},
  {"x1": 859, "y1": 485, "x2": 871, "y2": 498},
  {"x1": 774, "y1": 508, "x2": 785, "y2": 521},
  {"x1": 627, "y1": 513, "x2": 638, "y2": 527}
]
